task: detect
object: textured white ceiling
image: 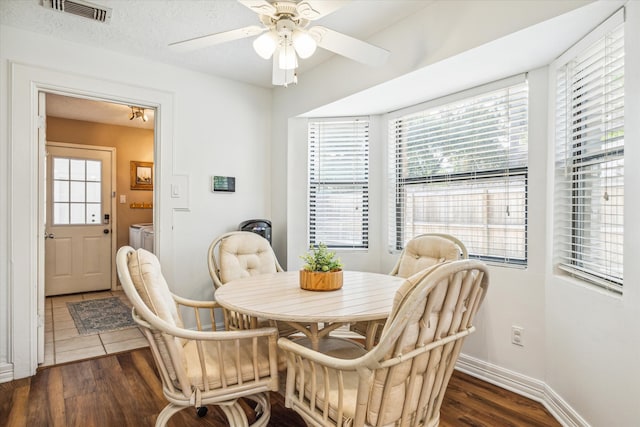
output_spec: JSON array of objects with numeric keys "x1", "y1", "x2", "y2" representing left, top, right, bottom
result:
[
  {"x1": 4, "y1": 1, "x2": 620, "y2": 127},
  {"x1": 1, "y1": 0, "x2": 429, "y2": 127}
]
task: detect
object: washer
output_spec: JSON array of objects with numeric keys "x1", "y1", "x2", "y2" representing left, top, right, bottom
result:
[
  {"x1": 129, "y1": 223, "x2": 153, "y2": 249},
  {"x1": 141, "y1": 227, "x2": 155, "y2": 253}
]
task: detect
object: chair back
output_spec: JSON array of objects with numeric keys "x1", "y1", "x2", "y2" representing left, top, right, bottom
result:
[
  {"x1": 116, "y1": 247, "x2": 190, "y2": 393},
  {"x1": 390, "y1": 233, "x2": 468, "y2": 278},
  {"x1": 363, "y1": 260, "x2": 488, "y2": 427},
  {"x1": 208, "y1": 231, "x2": 283, "y2": 289},
  {"x1": 117, "y1": 246, "x2": 281, "y2": 426}
]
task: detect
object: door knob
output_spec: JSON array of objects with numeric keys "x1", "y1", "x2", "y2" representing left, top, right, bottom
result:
[
  {"x1": 45, "y1": 233, "x2": 54, "y2": 239},
  {"x1": 103, "y1": 229, "x2": 110, "y2": 234}
]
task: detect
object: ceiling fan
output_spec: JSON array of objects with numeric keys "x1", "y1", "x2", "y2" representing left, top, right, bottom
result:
[{"x1": 169, "y1": 0, "x2": 390, "y2": 87}]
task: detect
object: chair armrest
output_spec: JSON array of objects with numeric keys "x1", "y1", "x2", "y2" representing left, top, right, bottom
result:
[
  {"x1": 277, "y1": 337, "x2": 366, "y2": 371},
  {"x1": 170, "y1": 293, "x2": 223, "y2": 331},
  {"x1": 133, "y1": 307, "x2": 278, "y2": 341},
  {"x1": 171, "y1": 293, "x2": 219, "y2": 309},
  {"x1": 279, "y1": 326, "x2": 477, "y2": 371}
]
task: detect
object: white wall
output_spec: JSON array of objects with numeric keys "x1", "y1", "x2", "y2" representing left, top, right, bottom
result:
[
  {"x1": 273, "y1": 1, "x2": 640, "y2": 425},
  {"x1": 0, "y1": 24, "x2": 272, "y2": 377}
]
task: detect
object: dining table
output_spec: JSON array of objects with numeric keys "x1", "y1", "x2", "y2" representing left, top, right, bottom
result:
[{"x1": 214, "y1": 270, "x2": 406, "y2": 349}]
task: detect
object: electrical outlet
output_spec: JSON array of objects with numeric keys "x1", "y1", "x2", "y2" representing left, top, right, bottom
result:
[{"x1": 511, "y1": 325, "x2": 524, "y2": 347}]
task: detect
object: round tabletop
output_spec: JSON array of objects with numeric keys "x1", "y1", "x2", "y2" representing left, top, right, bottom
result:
[{"x1": 214, "y1": 270, "x2": 406, "y2": 324}]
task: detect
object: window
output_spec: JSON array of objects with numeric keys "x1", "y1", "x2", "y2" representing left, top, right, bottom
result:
[
  {"x1": 308, "y1": 118, "x2": 369, "y2": 249},
  {"x1": 388, "y1": 79, "x2": 528, "y2": 264},
  {"x1": 52, "y1": 156, "x2": 102, "y2": 225},
  {"x1": 554, "y1": 10, "x2": 624, "y2": 292}
]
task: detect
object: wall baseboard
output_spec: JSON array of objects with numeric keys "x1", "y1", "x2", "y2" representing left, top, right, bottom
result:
[
  {"x1": 0, "y1": 362, "x2": 13, "y2": 384},
  {"x1": 456, "y1": 354, "x2": 589, "y2": 427}
]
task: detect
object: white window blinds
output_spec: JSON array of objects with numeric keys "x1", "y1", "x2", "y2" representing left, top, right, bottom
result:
[
  {"x1": 308, "y1": 118, "x2": 369, "y2": 249},
  {"x1": 554, "y1": 10, "x2": 624, "y2": 292},
  {"x1": 388, "y1": 80, "x2": 528, "y2": 264}
]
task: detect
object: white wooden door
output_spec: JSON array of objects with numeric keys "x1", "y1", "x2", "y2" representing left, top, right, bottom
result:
[{"x1": 45, "y1": 144, "x2": 113, "y2": 296}]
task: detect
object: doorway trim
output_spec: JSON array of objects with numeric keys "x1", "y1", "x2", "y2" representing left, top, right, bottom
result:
[{"x1": 8, "y1": 61, "x2": 176, "y2": 379}]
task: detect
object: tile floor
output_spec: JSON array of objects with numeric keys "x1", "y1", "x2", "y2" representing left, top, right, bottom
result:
[{"x1": 42, "y1": 290, "x2": 148, "y2": 367}]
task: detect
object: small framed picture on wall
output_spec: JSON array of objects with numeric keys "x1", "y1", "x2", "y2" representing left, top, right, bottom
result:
[{"x1": 131, "y1": 161, "x2": 153, "y2": 190}]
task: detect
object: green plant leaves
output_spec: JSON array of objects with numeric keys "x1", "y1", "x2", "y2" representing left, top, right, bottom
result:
[{"x1": 300, "y1": 243, "x2": 343, "y2": 272}]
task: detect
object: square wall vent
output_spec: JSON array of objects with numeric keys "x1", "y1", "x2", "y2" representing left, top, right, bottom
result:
[{"x1": 43, "y1": 0, "x2": 112, "y2": 23}]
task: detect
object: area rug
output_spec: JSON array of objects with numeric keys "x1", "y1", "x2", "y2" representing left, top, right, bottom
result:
[{"x1": 67, "y1": 297, "x2": 136, "y2": 335}]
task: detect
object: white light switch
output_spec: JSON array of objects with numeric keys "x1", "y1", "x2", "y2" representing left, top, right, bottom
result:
[
  {"x1": 170, "y1": 175, "x2": 189, "y2": 210},
  {"x1": 119, "y1": 195, "x2": 126, "y2": 204}
]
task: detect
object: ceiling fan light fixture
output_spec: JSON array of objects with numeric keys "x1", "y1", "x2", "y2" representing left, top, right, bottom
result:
[
  {"x1": 278, "y1": 43, "x2": 298, "y2": 70},
  {"x1": 168, "y1": 1, "x2": 389, "y2": 87},
  {"x1": 253, "y1": 31, "x2": 278, "y2": 59},
  {"x1": 292, "y1": 29, "x2": 316, "y2": 59}
]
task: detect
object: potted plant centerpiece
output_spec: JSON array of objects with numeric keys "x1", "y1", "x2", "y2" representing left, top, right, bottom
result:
[{"x1": 299, "y1": 243, "x2": 344, "y2": 291}]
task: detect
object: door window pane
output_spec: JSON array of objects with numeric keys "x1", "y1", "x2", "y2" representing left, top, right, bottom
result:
[
  {"x1": 86, "y1": 182, "x2": 100, "y2": 203},
  {"x1": 70, "y1": 159, "x2": 85, "y2": 180},
  {"x1": 86, "y1": 160, "x2": 101, "y2": 181},
  {"x1": 70, "y1": 203, "x2": 85, "y2": 224},
  {"x1": 54, "y1": 203, "x2": 69, "y2": 224},
  {"x1": 54, "y1": 181, "x2": 69, "y2": 202},
  {"x1": 86, "y1": 204, "x2": 101, "y2": 224},
  {"x1": 53, "y1": 158, "x2": 69, "y2": 180},
  {"x1": 70, "y1": 182, "x2": 85, "y2": 203}
]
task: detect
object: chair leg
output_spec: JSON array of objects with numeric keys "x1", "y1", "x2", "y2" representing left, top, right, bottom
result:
[
  {"x1": 217, "y1": 392, "x2": 272, "y2": 427},
  {"x1": 219, "y1": 401, "x2": 250, "y2": 426},
  {"x1": 155, "y1": 393, "x2": 271, "y2": 427},
  {"x1": 245, "y1": 392, "x2": 271, "y2": 427},
  {"x1": 155, "y1": 402, "x2": 185, "y2": 427}
]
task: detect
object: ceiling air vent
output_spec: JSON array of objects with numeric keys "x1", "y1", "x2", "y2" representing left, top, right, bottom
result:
[{"x1": 43, "y1": 0, "x2": 112, "y2": 24}]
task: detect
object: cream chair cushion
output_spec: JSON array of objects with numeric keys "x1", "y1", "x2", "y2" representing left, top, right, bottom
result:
[
  {"x1": 127, "y1": 249, "x2": 187, "y2": 384},
  {"x1": 127, "y1": 248, "x2": 184, "y2": 329},
  {"x1": 303, "y1": 278, "x2": 431, "y2": 425},
  {"x1": 183, "y1": 339, "x2": 277, "y2": 389},
  {"x1": 298, "y1": 338, "x2": 367, "y2": 424},
  {"x1": 300, "y1": 269, "x2": 475, "y2": 426},
  {"x1": 219, "y1": 233, "x2": 279, "y2": 283},
  {"x1": 127, "y1": 248, "x2": 282, "y2": 393},
  {"x1": 366, "y1": 269, "x2": 471, "y2": 426},
  {"x1": 396, "y1": 235, "x2": 461, "y2": 278}
]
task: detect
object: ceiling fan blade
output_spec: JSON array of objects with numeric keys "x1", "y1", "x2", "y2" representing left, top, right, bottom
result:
[
  {"x1": 169, "y1": 25, "x2": 265, "y2": 51},
  {"x1": 309, "y1": 26, "x2": 389, "y2": 66},
  {"x1": 296, "y1": 1, "x2": 349, "y2": 21},
  {"x1": 238, "y1": 0, "x2": 277, "y2": 18}
]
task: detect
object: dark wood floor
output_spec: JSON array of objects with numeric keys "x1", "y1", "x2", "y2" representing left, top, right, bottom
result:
[{"x1": 0, "y1": 348, "x2": 560, "y2": 427}]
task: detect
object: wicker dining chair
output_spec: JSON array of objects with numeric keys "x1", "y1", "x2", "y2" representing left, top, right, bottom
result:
[
  {"x1": 116, "y1": 246, "x2": 281, "y2": 427},
  {"x1": 208, "y1": 231, "x2": 301, "y2": 337},
  {"x1": 388, "y1": 233, "x2": 468, "y2": 277},
  {"x1": 278, "y1": 259, "x2": 489, "y2": 427},
  {"x1": 352, "y1": 233, "x2": 468, "y2": 348}
]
